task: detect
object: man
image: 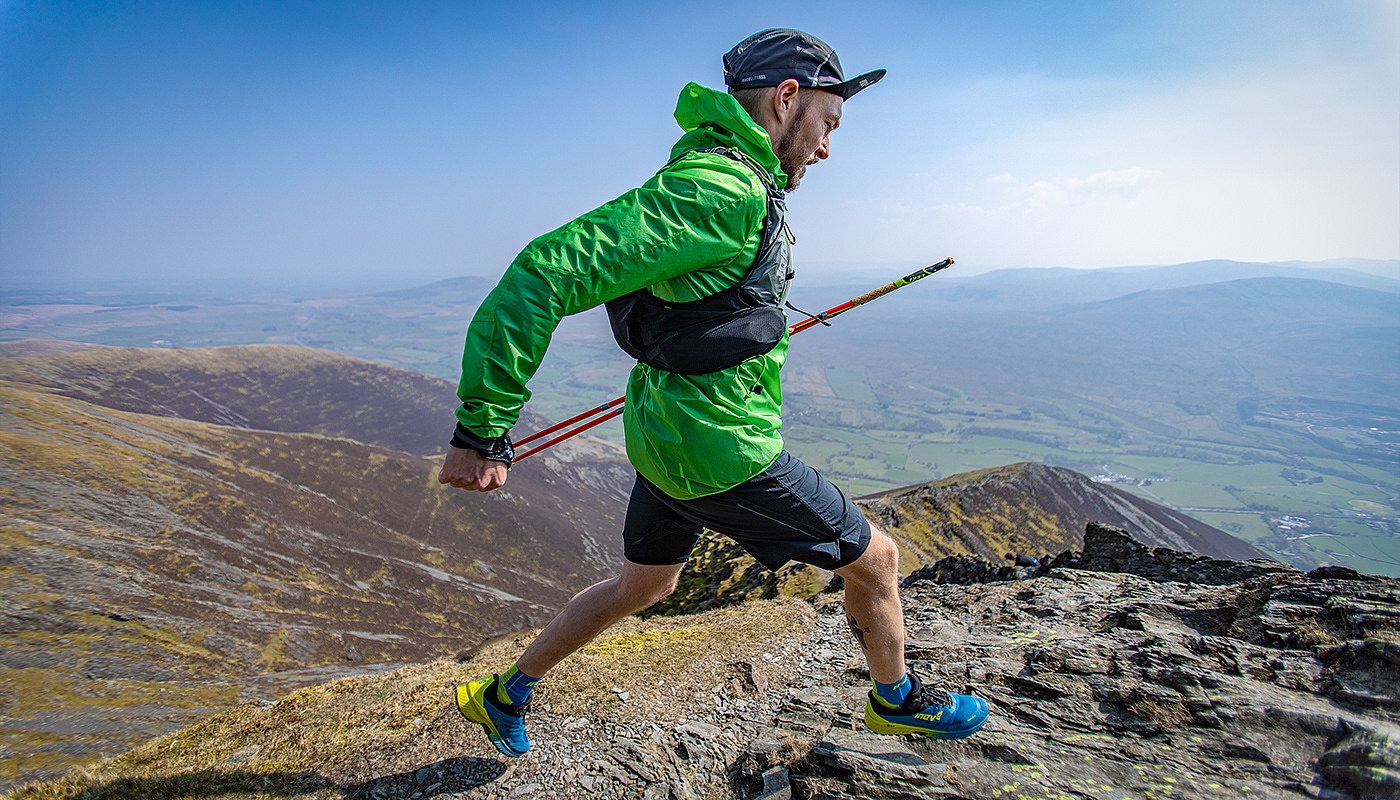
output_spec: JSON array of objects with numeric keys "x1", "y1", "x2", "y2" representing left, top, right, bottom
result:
[{"x1": 439, "y1": 29, "x2": 989, "y2": 758}]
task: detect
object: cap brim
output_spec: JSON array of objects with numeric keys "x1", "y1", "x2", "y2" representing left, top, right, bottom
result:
[{"x1": 826, "y1": 68, "x2": 885, "y2": 99}]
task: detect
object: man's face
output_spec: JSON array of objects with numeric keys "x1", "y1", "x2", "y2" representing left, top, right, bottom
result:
[{"x1": 773, "y1": 89, "x2": 843, "y2": 193}]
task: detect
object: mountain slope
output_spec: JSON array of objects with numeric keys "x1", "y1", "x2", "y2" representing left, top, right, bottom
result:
[
  {"x1": 649, "y1": 462, "x2": 1265, "y2": 616},
  {"x1": 0, "y1": 344, "x2": 473, "y2": 455},
  {"x1": 0, "y1": 345, "x2": 631, "y2": 786},
  {"x1": 860, "y1": 461, "x2": 1267, "y2": 564}
]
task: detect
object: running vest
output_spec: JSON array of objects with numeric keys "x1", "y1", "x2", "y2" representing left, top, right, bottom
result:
[{"x1": 605, "y1": 147, "x2": 793, "y2": 375}]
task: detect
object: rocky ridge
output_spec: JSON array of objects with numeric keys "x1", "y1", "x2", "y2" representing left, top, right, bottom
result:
[
  {"x1": 860, "y1": 462, "x2": 1265, "y2": 564},
  {"x1": 10, "y1": 525, "x2": 1397, "y2": 800},
  {"x1": 737, "y1": 525, "x2": 1399, "y2": 800}
]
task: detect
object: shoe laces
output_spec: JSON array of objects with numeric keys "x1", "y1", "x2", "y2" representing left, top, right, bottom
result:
[{"x1": 915, "y1": 685, "x2": 956, "y2": 710}]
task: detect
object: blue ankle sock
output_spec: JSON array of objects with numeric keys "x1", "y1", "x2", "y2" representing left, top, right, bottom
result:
[
  {"x1": 497, "y1": 663, "x2": 540, "y2": 706},
  {"x1": 873, "y1": 674, "x2": 912, "y2": 709}
]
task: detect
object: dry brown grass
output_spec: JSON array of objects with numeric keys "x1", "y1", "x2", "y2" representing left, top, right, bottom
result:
[
  {"x1": 774, "y1": 733, "x2": 814, "y2": 766},
  {"x1": 3, "y1": 598, "x2": 816, "y2": 800},
  {"x1": 531, "y1": 598, "x2": 814, "y2": 719},
  {"x1": 1290, "y1": 617, "x2": 1341, "y2": 648},
  {"x1": 1127, "y1": 698, "x2": 1192, "y2": 729}
]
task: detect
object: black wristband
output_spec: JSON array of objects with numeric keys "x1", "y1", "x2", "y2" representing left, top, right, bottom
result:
[{"x1": 450, "y1": 422, "x2": 514, "y2": 466}]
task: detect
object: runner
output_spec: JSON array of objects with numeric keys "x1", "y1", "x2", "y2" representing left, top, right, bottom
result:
[{"x1": 439, "y1": 28, "x2": 989, "y2": 757}]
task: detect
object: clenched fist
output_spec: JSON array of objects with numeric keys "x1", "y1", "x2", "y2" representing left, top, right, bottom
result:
[{"x1": 438, "y1": 445, "x2": 509, "y2": 491}]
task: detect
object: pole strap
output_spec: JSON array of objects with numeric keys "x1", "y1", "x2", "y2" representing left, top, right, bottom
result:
[{"x1": 784, "y1": 300, "x2": 831, "y2": 326}]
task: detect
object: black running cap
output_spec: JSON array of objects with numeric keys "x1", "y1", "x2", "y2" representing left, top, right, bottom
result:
[{"x1": 724, "y1": 29, "x2": 885, "y2": 101}]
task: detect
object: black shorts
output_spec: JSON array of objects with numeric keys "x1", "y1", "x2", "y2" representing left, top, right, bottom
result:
[{"x1": 622, "y1": 451, "x2": 872, "y2": 571}]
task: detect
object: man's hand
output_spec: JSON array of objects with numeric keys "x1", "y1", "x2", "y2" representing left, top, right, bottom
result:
[{"x1": 438, "y1": 445, "x2": 509, "y2": 492}]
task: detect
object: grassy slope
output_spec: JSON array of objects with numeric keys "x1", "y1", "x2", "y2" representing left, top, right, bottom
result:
[
  {"x1": 2, "y1": 599, "x2": 815, "y2": 800},
  {"x1": 0, "y1": 344, "x2": 470, "y2": 456},
  {"x1": 0, "y1": 348, "x2": 631, "y2": 784}
]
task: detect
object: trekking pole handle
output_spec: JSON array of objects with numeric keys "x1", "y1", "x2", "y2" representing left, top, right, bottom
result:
[
  {"x1": 846, "y1": 258, "x2": 953, "y2": 311},
  {"x1": 789, "y1": 258, "x2": 952, "y2": 335}
]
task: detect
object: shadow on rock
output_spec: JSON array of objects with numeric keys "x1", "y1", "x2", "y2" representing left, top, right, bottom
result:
[{"x1": 339, "y1": 757, "x2": 506, "y2": 799}]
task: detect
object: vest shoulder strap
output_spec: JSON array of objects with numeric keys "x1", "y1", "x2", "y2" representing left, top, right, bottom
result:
[{"x1": 665, "y1": 146, "x2": 779, "y2": 192}]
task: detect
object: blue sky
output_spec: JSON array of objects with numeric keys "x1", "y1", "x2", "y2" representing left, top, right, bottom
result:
[{"x1": 2, "y1": 1, "x2": 1397, "y2": 290}]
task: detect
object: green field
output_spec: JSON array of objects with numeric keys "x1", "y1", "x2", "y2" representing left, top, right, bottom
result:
[{"x1": 774, "y1": 374, "x2": 1400, "y2": 575}]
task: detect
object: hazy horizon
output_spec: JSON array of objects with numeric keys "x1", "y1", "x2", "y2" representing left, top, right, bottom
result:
[
  {"x1": 3, "y1": 1, "x2": 1398, "y2": 290},
  {"x1": 2, "y1": 256, "x2": 1398, "y2": 299}
]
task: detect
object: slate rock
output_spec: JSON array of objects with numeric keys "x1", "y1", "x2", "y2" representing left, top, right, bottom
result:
[
  {"x1": 739, "y1": 524, "x2": 1399, "y2": 800},
  {"x1": 1316, "y1": 725, "x2": 1400, "y2": 799},
  {"x1": 753, "y1": 767, "x2": 792, "y2": 800},
  {"x1": 1066, "y1": 522, "x2": 1298, "y2": 584}
]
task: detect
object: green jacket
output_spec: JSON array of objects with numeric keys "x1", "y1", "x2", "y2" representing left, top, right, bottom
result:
[{"x1": 455, "y1": 82, "x2": 790, "y2": 499}]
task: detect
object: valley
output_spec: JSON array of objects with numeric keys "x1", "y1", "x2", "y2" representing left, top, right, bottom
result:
[{"x1": 3, "y1": 259, "x2": 1398, "y2": 580}]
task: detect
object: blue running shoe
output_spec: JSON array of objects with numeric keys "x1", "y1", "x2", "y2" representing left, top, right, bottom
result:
[
  {"x1": 864, "y1": 672, "x2": 988, "y2": 739},
  {"x1": 455, "y1": 674, "x2": 530, "y2": 757}
]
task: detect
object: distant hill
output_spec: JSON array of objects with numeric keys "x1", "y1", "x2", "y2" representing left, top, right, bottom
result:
[
  {"x1": 807, "y1": 258, "x2": 1400, "y2": 310},
  {"x1": 860, "y1": 461, "x2": 1265, "y2": 563},
  {"x1": 0, "y1": 345, "x2": 630, "y2": 783},
  {"x1": 812, "y1": 276, "x2": 1400, "y2": 420},
  {"x1": 972, "y1": 259, "x2": 1399, "y2": 304},
  {"x1": 368, "y1": 276, "x2": 493, "y2": 303},
  {"x1": 0, "y1": 344, "x2": 477, "y2": 455},
  {"x1": 650, "y1": 462, "x2": 1264, "y2": 616},
  {"x1": 0, "y1": 339, "x2": 106, "y2": 358}
]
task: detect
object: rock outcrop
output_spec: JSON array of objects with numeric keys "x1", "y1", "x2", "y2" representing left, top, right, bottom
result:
[
  {"x1": 904, "y1": 522, "x2": 1297, "y2": 587},
  {"x1": 737, "y1": 524, "x2": 1399, "y2": 800}
]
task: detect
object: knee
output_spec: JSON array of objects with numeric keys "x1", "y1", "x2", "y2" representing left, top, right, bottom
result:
[
  {"x1": 616, "y1": 571, "x2": 680, "y2": 609},
  {"x1": 864, "y1": 527, "x2": 901, "y2": 575},
  {"x1": 839, "y1": 526, "x2": 901, "y2": 591},
  {"x1": 646, "y1": 574, "x2": 681, "y2": 605}
]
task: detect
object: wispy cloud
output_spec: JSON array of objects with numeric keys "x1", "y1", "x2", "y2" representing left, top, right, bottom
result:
[{"x1": 1000, "y1": 168, "x2": 1164, "y2": 209}]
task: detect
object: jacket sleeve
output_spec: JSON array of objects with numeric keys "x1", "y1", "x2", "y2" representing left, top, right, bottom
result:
[{"x1": 454, "y1": 155, "x2": 766, "y2": 438}]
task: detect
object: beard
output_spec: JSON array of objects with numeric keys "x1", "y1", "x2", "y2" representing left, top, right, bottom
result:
[{"x1": 773, "y1": 98, "x2": 815, "y2": 193}]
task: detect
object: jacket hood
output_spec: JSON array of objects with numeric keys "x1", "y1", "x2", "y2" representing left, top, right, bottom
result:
[{"x1": 671, "y1": 82, "x2": 788, "y2": 189}]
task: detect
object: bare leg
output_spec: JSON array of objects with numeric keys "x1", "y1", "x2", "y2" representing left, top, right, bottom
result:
[
  {"x1": 515, "y1": 560, "x2": 685, "y2": 677},
  {"x1": 834, "y1": 525, "x2": 906, "y2": 684}
]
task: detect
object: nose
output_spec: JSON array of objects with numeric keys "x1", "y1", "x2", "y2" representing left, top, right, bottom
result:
[{"x1": 815, "y1": 133, "x2": 830, "y2": 161}]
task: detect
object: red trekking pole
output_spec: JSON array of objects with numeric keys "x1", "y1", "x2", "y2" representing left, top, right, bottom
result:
[{"x1": 514, "y1": 258, "x2": 953, "y2": 461}]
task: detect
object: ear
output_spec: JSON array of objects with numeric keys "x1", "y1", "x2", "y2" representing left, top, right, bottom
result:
[{"x1": 771, "y1": 79, "x2": 802, "y2": 125}]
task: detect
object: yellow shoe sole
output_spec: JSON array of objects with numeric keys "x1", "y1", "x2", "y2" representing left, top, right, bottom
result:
[
  {"x1": 455, "y1": 680, "x2": 492, "y2": 727},
  {"x1": 455, "y1": 678, "x2": 528, "y2": 757},
  {"x1": 864, "y1": 701, "x2": 987, "y2": 739}
]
